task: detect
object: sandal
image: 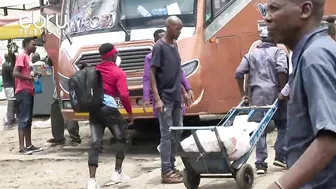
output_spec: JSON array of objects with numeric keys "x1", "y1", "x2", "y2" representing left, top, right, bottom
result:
[{"x1": 161, "y1": 170, "x2": 183, "y2": 184}]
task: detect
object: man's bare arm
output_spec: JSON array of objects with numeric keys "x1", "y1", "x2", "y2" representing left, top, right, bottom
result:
[
  {"x1": 13, "y1": 67, "x2": 31, "y2": 80},
  {"x1": 149, "y1": 67, "x2": 160, "y2": 101},
  {"x1": 236, "y1": 77, "x2": 246, "y2": 97},
  {"x1": 278, "y1": 72, "x2": 287, "y2": 90},
  {"x1": 278, "y1": 132, "x2": 336, "y2": 189}
]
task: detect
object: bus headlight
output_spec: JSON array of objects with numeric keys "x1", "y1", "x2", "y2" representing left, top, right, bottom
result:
[
  {"x1": 181, "y1": 59, "x2": 199, "y2": 78},
  {"x1": 62, "y1": 100, "x2": 72, "y2": 109}
]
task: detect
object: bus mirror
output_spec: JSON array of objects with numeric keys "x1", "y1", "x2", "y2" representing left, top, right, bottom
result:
[{"x1": 48, "y1": 0, "x2": 61, "y2": 5}]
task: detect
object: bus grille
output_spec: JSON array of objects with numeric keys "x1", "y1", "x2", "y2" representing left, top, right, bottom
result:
[{"x1": 74, "y1": 46, "x2": 152, "y2": 72}]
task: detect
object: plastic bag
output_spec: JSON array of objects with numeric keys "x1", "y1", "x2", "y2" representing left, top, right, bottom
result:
[
  {"x1": 34, "y1": 77, "x2": 43, "y2": 94},
  {"x1": 181, "y1": 126, "x2": 252, "y2": 161}
]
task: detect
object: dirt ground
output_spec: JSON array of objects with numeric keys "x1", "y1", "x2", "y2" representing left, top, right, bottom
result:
[{"x1": 0, "y1": 101, "x2": 285, "y2": 189}]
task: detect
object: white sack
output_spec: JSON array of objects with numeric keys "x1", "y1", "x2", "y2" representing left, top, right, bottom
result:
[{"x1": 181, "y1": 115, "x2": 259, "y2": 160}]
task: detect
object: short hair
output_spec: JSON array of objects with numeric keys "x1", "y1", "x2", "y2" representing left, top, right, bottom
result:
[
  {"x1": 22, "y1": 37, "x2": 35, "y2": 48},
  {"x1": 99, "y1": 43, "x2": 114, "y2": 56},
  {"x1": 153, "y1": 29, "x2": 165, "y2": 39},
  {"x1": 292, "y1": 0, "x2": 325, "y2": 21}
]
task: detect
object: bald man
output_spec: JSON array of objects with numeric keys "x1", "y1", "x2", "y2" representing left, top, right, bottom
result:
[
  {"x1": 149, "y1": 16, "x2": 191, "y2": 184},
  {"x1": 265, "y1": 0, "x2": 336, "y2": 188}
]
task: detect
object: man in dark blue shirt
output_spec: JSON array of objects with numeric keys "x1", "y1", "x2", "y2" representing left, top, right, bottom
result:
[
  {"x1": 149, "y1": 16, "x2": 191, "y2": 184},
  {"x1": 265, "y1": 0, "x2": 336, "y2": 188}
]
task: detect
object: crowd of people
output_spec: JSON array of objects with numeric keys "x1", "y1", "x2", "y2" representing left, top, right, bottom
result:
[{"x1": 1, "y1": 0, "x2": 336, "y2": 188}]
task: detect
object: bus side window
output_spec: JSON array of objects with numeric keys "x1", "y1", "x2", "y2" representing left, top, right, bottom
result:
[
  {"x1": 204, "y1": 0, "x2": 213, "y2": 26},
  {"x1": 41, "y1": 0, "x2": 62, "y2": 26},
  {"x1": 204, "y1": 0, "x2": 235, "y2": 27}
]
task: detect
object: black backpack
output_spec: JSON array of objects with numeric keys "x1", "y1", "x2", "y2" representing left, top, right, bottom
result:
[{"x1": 68, "y1": 67, "x2": 104, "y2": 113}]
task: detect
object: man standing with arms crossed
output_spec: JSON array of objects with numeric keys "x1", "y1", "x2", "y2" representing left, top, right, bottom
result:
[
  {"x1": 265, "y1": 0, "x2": 336, "y2": 188},
  {"x1": 13, "y1": 37, "x2": 42, "y2": 154},
  {"x1": 150, "y1": 16, "x2": 191, "y2": 184}
]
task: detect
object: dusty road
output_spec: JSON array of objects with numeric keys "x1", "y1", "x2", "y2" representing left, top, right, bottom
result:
[{"x1": 0, "y1": 101, "x2": 285, "y2": 189}]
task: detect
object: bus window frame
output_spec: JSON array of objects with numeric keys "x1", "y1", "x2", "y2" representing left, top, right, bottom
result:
[{"x1": 204, "y1": 0, "x2": 237, "y2": 28}]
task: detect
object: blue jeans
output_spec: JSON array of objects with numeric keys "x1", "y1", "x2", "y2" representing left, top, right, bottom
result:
[
  {"x1": 255, "y1": 119, "x2": 287, "y2": 168},
  {"x1": 15, "y1": 90, "x2": 34, "y2": 130},
  {"x1": 158, "y1": 101, "x2": 183, "y2": 174}
]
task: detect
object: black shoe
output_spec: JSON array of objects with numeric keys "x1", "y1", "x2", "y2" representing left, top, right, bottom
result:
[
  {"x1": 47, "y1": 138, "x2": 65, "y2": 146},
  {"x1": 273, "y1": 159, "x2": 286, "y2": 168},
  {"x1": 19, "y1": 148, "x2": 33, "y2": 155},
  {"x1": 68, "y1": 138, "x2": 81, "y2": 146},
  {"x1": 27, "y1": 145, "x2": 43, "y2": 153},
  {"x1": 256, "y1": 164, "x2": 267, "y2": 174}
]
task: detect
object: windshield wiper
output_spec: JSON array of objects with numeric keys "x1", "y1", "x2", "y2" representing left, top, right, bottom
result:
[
  {"x1": 117, "y1": 1, "x2": 131, "y2": 40},
  {"x1": 62, "y1": 29, "x2": 73, "y2": 45},
  {"x1": 118, "y1": 21, "x2": 130, "y2": 36}
]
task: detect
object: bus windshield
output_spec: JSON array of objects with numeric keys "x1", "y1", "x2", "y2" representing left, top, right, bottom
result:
[
  {"x1": 120, "y1": 0, "x2": 196, "y2": 29},
  {"x1": 67, "y1": 0, "x2": 119, "y2": 36}
]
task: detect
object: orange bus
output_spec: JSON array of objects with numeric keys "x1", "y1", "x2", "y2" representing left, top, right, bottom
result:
[{"x1": 39, "y1": 0, "x2": 336, "y2": 126}]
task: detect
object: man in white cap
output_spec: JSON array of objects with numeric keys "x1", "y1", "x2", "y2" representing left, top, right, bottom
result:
[{"x1": 235, "y1": 27, "x2": 289, "y2": 174}]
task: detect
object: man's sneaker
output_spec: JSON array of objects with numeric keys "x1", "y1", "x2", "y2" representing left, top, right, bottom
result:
[
  {"x1": 161, "y1": 170, "x2": 183, "y2": 184},
  {"x1": 87, "y1": 178, "x2": 100, "y2": 189},
  {"x1": 273, "y1": 159, "x2": 287, "y2": 168},
  {"x1": 27, "y1": 145, "x2": 43, "y2": 153},
  {"x1": 47, "y1": 138, "x2": 65, "y2": 146},
  {"x1": 173, "y1": 168, "x2": 183, "y2": 177},
  {"x1": 19, "y1": 148, "x2": 33, "y2": 155},
  {"x1": 111, "y1": 170, "x2": 130, "y2": 184},
  {"x1": 157, "y1": 144, "x2": 160, "y2": 152},
  {"x1": 68, "y1": 138, "x2": 81, "y2": 146},
  {"x1": 256, "y1": 165, "x2": 267, "y2": 175}
]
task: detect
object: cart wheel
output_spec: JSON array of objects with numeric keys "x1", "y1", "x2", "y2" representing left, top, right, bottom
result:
[
  {"x1": 235, "y1": 164, "x2": 254, "y2": 189},
  {"x1": 183, "y1": 169, "x2": 200, "y2": 189}
]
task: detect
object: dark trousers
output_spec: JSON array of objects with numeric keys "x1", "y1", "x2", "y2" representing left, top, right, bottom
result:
[
  {"x1": 50, "y1": 98, "x2": 80, "y2": 141},
  {"x1": 88, "y1": 106, "x2": 128, "y2": 167},
  {"x1": 15, "y1": 91, "x2": 34, "y2": 130}
]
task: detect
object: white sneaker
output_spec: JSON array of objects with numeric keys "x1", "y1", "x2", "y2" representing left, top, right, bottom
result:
[
  {"x1": 87, "y1": 178, "x2": 100, "y2": 189},
  {"x1": 111, "y1": 171, "x2": 130, "y2": 183},
  {"x1": 157, "y1": 144, "x2": 160, "y2": 152}
]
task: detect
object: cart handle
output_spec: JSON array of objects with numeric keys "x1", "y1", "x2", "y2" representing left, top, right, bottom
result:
[{"x1": 170, "y1": 126, "x2": 216, "y2": 131}]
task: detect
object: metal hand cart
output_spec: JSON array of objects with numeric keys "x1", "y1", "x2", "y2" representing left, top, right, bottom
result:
[{"x1": 170, "y1": 99, "x2": 279, "y2": 189}]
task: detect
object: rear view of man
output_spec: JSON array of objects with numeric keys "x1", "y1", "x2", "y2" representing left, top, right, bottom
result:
[
  {"x1": 235, "y1": 28, "x2": 288, "y2": 174},
  {"x1": 2, "y1": 53, "x2": 16, "y2": 128},
  {"x1": 45, "y1": 56, "x2": 81, "y2": 146},
  {"x1": 87, "y1": 43, "x2": 133, "y2": 189}
]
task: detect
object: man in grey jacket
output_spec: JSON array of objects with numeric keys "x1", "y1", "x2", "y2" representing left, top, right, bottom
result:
[
  {"x1": 235, "y1": 28, "x2": 288, "y2": 174},
  {"x1": 45, "y1": 57, "x2": 81, "y2": 146}
]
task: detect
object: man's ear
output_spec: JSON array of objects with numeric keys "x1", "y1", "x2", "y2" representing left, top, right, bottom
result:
[{"x1": 300, "y1": 1, "x2": 313, "y2": 19}]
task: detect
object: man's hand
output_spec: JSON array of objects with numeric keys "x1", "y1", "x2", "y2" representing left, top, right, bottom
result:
[
  {"x1": 142, "y1": 100, "x2": 150, "y2": 113},
  {"x1": 278, "y1": 92, "x2": 288, "y2": 101},
  {"x1": 183, "y1": 93, "x2": 192, "y2": 107},
  {"x1": 154, "y1": 99, "x2": 164, "y2": 113},
  {"x1": 242, "y1": 95, "x2": 249, "y2": 104},
  {"x1": 187, "y1": 90, "x2": 194, "y2": 104},
  {"x1": 128, "y1": 114, "x2": 135, "y2": 126}
]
